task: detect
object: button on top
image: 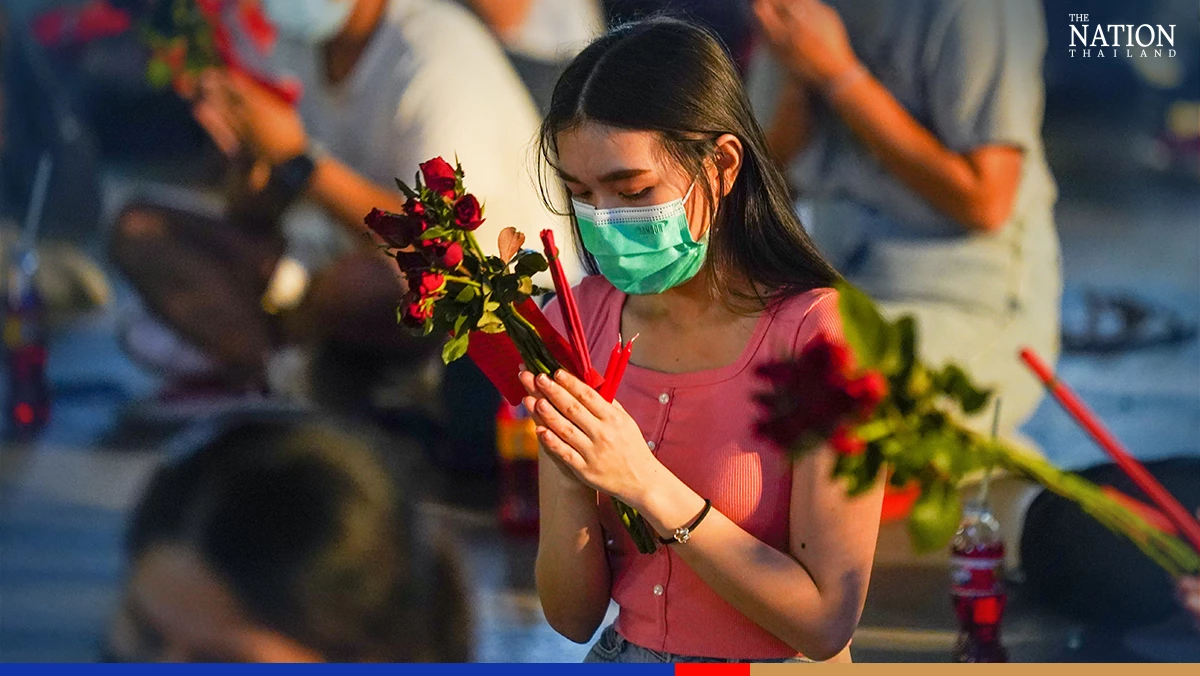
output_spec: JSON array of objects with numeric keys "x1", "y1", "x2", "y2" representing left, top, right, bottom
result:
[
  {"x1": 647, "y1": 441, "x2": 656, "y2": 451},
  {"x1": 653, "y1": 584, "x2": 664, "y2": 596},
  {"x1": 658, "y1": 393, "x2": 670, "y2": 404}
]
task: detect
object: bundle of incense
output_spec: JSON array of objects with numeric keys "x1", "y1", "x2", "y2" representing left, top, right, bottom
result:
[
  {"x1": 1020, "y1": 347, "x2": 1200, "y2": 550},
  {"x1": 598, "y1": 334, "x2": 638, "y2": 402},
  {"x1": 540, "y1": 230, "x2": 600, "y2": 387}
]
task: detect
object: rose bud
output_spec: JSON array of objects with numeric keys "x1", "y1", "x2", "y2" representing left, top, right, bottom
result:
[
  {"x1": 830, "y1": 425, "x2": 866, "y2": 456},
  {"x1": 441, "y1": 242, "x2": 464, "y2": 268},
  {"x1": 453, "y1": 194, "x2": 485, "y2": 231},
  {"x1": 364, "y1": 208, "x2": 413, "y2": 248},
  {"x1": 419, "y1": 157, "x2": 458, "y2": 200},
  {"x1": 415, "y1": 271, "x2": 446, "y2": 298}
]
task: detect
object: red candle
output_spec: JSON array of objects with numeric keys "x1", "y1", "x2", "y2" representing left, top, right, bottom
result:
[
  {"x1": 1020, "y1": 347, "x2": 1200, "y2": 551},
  {"x1": 599, "y1": 339, "x2": 623, "y2": 402}
]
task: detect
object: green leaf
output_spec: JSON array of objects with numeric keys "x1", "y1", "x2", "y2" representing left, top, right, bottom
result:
[
  {"x1": 907, "y1": 480, "x2": 962, "y2": 553},
  {"x1": 940, "y1": 363, "x2": 993, "y2": 415},
  {"x1": 514, "y1": 252, "x2": 549, "y2": 277},
  {"x1": 455, "y1": 286, "x2": 477, "y2": 303},
  {"x1": 483, "y1": 301, "x2": 501, "y2": 313},
  {"x1": 453, "y1": 314, "x2": 468, "y2": 334},
  {"x1": 146, "y1": 60, "x2": 172, "y2": 89},
  {"x1": 478, "y1": 310, "x2": 504, "y2": 333},
  {"x1": 516, "y1": 276, "x2": 534, "y2": 297},
  {"x1": 894, "y1": 316, "x2": 917, "y2": 376},
  {"x1": 441, "y1": 332, "x2": 469, "y2": 363},
  {"x1": 421, "y1": 227, "x2": 451, "y2": 241},
  {"x1": 394, "y1": 178, "x2": 417, "y2": 200},
  {"x1": 834, "y1": 281, "x2": 893, "y2": 372}
]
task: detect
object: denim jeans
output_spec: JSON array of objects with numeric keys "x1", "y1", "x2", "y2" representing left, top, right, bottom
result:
[{"x1": 583, "y1": 625, "x2": 814, "y2": 664}]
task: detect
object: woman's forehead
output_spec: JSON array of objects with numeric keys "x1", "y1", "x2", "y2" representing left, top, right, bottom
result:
[{"x1": 555, "y1": 124, "x2": 663, "y2": 180}]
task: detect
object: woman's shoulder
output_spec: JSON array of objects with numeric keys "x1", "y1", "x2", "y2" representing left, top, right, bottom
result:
[{"x1": 767, "y1": 286, "x2": 843, "y2": 354}]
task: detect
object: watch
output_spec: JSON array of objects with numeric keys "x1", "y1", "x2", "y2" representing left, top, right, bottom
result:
[{"x1": 271, "y1": 152, "x2": 317, "y2": 203}]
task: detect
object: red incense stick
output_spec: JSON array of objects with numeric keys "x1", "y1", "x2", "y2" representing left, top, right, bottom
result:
[
  {"x1": 1020, "y1": 347, "x2": 1200, "y2": 551},
  {"x1": 540, "y1": 230, "x2": 597, "y2": 383}
]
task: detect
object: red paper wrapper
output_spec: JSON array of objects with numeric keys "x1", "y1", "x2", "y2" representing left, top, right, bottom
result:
[{"x1": 466, "y1": 299, "x2": 602, "y2": 405}]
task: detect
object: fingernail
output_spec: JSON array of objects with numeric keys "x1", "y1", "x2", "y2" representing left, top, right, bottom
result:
[
  {"x1": 554, "y1": 370, "x2": 567, "y2": 382},
  {"x1": 537, "y1": 373, "x2": 551, "y2": 386}
]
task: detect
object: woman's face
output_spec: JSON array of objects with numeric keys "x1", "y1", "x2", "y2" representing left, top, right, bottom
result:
[
  {"x1": 105, "y1": 543, "x2": 322, "y2": 663},
  {"x1": 554, "y1": 123, "x2": 743, "y2": 244}
]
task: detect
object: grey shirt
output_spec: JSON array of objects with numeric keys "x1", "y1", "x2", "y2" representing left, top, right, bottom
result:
[{"x1": 749, "y1": 0, "x2": 1059, "y2": 317}]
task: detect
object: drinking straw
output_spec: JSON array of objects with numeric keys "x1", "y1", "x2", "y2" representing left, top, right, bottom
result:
[
  {"x1": 540, "y1": 230, "x2": 595, "y2": 380},
  {"x1": 19, "y1": 154, "x2": 53, "y2": 250},
  {"x1": 1019, "y1": 347, "x2": 1200, "y2": 551}
]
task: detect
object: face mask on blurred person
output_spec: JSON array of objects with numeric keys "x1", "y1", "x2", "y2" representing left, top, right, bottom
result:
[
  {"x1": 262, "y1": 0, "x2": 355, "y2": 44},
  {"x1": 572, "y1": 183, "x2": 709, "y2": 295}
]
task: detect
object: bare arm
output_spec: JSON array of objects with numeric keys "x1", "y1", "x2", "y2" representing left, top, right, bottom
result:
[
  {"x1": 764, "y1": 76, "x2": 816, "y2": 169},
  {"x1": 754, "y1": 0, "x2": 1023, "y2": 233},
  {"x1": 464, "y1": 0, "x2": 536, "y2": 41},
  {"x1": 636, "y1": 446, "x2": 883, "y2": 659},
  {"x1": 307, "y1": 154, "x2": 406, "y2": 233},
  {"x1": 521, "y1": 372, "x2": 612, "y2": 644},
  {"x1": 528, "y1": 369, "x2": 884, "y2": 659},
  {"x1": 824, "y1": 75, "x2": 1023, "y2": 233}
]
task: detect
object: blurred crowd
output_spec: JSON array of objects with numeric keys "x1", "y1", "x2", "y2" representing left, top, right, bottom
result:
[{"x1": 0, "y1": 0, "x2": 1197, "y2": 662}]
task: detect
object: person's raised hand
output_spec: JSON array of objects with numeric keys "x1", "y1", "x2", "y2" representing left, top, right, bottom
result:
[
  {"x1": 222, "y1": 69, "x2": 311, "y2": 165},
  {"x1": 753, "y1": 0, "x2": 860, "y2": 89},
  {"x1": 530, "y1": 369, "x2": 661, "y2": 508}
]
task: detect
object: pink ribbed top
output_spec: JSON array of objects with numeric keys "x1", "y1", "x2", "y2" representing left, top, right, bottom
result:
[{"x1": 544, "y1": 275, "x2": 842, "y2": 660}]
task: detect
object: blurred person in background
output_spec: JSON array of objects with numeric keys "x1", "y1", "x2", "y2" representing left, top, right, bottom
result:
[
  {"x1": 104, "y1": 418, "x2": 471, "y2": 662},
  {"x1": 108, "y1": 0, "x2": 581, "y2": 417},
  {"x1": 749, "y1": 0, "x2": 1060, "y2": 447},
  {"x1": 461, "y1": 0, "x2": 606, "y2": 112},
  {"x1": 603, "y1": 0, "x2": 756, "y2": 72}
]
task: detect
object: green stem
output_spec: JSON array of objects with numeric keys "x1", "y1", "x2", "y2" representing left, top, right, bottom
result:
[
  {"x1": 443, "y1": 275, "x2": 482, "y2": 287},
  {"x1": 502, "y1": 303, "x2": 658, "y2": 554},
  {"x1": 971, "y1": 432, "x2": 1199, "y2": 578}
]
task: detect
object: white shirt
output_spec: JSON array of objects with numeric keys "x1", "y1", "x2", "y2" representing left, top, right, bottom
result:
[
  {"x1": 275, "y1": 0, "x2": 584, "y2": 287},
  {"x1": 500, "y1": 0, "x2": 605, "y2": 62}
]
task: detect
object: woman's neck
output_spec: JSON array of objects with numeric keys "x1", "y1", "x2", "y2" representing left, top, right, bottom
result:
[
  {"x1": 624, "y1": 270, "x2": 733, "y2": 326},
  {"x1": 323, "y1": 0, "x2": 388, "y2": 86}
]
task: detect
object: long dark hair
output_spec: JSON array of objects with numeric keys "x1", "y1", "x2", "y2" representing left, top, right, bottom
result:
[
  {"x1": 538, "y1": 18, "x2": 839, "y2": 311},
  {"x1": 126, "y1": 419, "x2": 471, "y2": 662}
]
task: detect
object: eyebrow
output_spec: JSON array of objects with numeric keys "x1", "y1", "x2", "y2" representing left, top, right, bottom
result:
[{"x1": 557, "y1": 168, "x2": 652, "y2": 184}]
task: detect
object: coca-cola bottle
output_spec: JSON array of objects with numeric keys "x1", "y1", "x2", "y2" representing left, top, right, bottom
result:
[
  {"x1": 496, "y1": 401, "x2": 540, "y2": 535},
  {"x1": 4, "y1": 246, "x2": 50, "y2": 439},
  {"x1": 949, "y1": 500, "x2": 1008, "y2": 662}
]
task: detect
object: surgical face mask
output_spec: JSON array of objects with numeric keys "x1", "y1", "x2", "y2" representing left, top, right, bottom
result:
[
  {"x1": 262, "y1": 0, "x2": 355, "y2": 44},
  {"x1": 572, "y1": 184, "x2": 708, "y2": 295}
]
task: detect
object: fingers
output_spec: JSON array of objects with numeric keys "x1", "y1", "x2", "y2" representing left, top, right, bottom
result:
[
  {"x1": 535, "y1": 425, "x2": 588, "y2": 475},
  {"x1": 522, "y1": 395, "x2": 547, "y2": 427},
  {"x1": 192, "y1": 102, "x2": 240, "y2": 156},
  {"x1": 530, "y1": 389, "x2": 594, "y2": 455},
  {"x1": 519, "y1": 368, "x2": 538, "y2": 396},
  {"x1": 549, "y1": 370, "x2": 613, "y2": 420}
]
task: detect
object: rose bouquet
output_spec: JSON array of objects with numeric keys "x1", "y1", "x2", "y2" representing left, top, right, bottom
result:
[
  {"x1": 755, "y1": 283, "x2": 1200, "y2": 577},
  {"x1": 135, "y1": 0, "x2": 300, "y2": 102},
  {"x1": 364, "y1": 157, "x2": 660, "y2": 553}
]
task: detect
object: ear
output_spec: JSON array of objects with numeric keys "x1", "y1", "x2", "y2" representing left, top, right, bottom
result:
[{"x1": 712, "y1": 133, "x2": 744, "y2": 198}]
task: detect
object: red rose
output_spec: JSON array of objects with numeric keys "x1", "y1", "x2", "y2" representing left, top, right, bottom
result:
[
  {"x1": 830, "y1": 425, "x2": 866, "y2": 456},
  {"x1": 364, "y1": 208, "x2": 411, "y2": 248},
  {"x1": 420, "y1": 157, "x2": 458, "y2": 199},
  {"x1": 401, "y1": 297, "x2": 434, "y2": 328},
  {"x1": 412, "y1": 271, "x2": 446, "y2": 299},
  {"x1": 453, "y1": 194, "x2": 484, "y2": 231},
  {"x1": 852, "y1": 372, "x2": 888, "y2": 408},
  {"x1": 754, "y1": 334, "x2": 882, "y2": 453},
  {"x1": 441, "y1": 242, "x2": 464, "y2": 268}
]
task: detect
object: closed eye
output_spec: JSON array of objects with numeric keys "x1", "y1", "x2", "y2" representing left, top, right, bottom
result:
[{"x1": 619, "y1": 187, "x2": 652, "y2": 200}]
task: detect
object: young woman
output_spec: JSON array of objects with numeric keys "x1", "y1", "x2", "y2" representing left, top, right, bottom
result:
[
  {"x1": 521, "y1": 18, "x2": 884, "y2": 663},
  {"x1": 104, "y1": 419, "x2": 471, "y2": 662}
]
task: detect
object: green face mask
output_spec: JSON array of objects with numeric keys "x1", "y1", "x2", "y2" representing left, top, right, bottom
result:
[{"x1": 572, "y1": 184, "x2": 708, "y2": 295}]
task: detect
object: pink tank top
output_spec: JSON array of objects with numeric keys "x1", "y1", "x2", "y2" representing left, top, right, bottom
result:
[{"x1": 544, "y1": 276, "x2": 842, "y2": 660}]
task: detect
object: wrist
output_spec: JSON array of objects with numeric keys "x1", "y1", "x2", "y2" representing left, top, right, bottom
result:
[
  {"x1": 631, "y1": 472, "x2": 706, "y2": 539},
  {"x1": 821, "y1": 60, "x2": 869, "y2": 104}
]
